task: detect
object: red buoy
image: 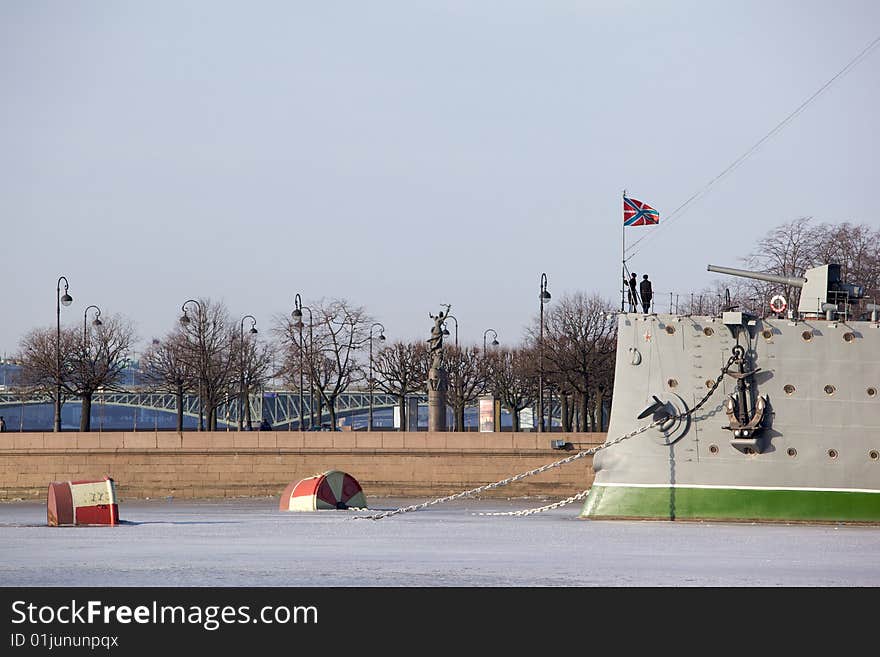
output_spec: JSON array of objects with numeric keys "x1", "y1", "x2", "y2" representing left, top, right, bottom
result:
[
  {"x1": 279, "y1": 470, "x2": 367, "y2": 511},
  {"x1": 47, "y1": 477, "x2": 119, "y2": 526}
]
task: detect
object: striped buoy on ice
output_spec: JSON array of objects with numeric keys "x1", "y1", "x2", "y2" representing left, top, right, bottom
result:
[
  {"x1": 279, "y1": 470, "x2": 367, "y2": 511},
  {"x1": 47, "y1": 477, "x2": 119, "y2": 526}
]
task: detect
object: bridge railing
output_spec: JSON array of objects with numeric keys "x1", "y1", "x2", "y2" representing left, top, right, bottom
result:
[{"x1": 0, "y1": 388, "x2": 416, "y2": 430}]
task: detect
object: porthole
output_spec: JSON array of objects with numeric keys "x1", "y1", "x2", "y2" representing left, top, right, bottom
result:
[
  {"x1": 787, "y1": 448, "x2": 797, "y2": 458},
  {"x1": 843, "y1": 332, "x2": 855, "y2": 343},
  {"x1": 743, "y1": 447, "x2": 755, "y2": 455},
  {"x1": 783, "y1": 384, "x2": 796, "y2": 395},
  {"x1": 703, "y1": 327, "x2": 714, "y2": 337},
  {"x1": 802, "y1": 331, "x2": 813, "y2": 342},
  {"x1": 762, "y1": 329, "x2": 773, "y2": 340},
  {"x1": 868, "y1": 387, "x2": 877, "y2": 398},
  {"x1": 828, "y1": 449, "x2": 838, "y2": 459},
  {"x1": 869, "y1": 450, "x2": 879, "y2": 461},
  {"x1": 665, "y1": 325, "x2": 676, "y2": 335},
  {"x1": 709, "y1": 444, "x2": 719, "y2": 455},
  {"x1": 667, "y1": 378, "x2": 678, "y2": 388},
  {"x1": 824, "y1": 385, "x2": 836, "y2": 396}
]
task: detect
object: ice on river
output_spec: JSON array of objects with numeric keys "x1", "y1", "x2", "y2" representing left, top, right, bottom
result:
[{"x1": 1, "y1": 497, "x2": 878, "y2": 586}]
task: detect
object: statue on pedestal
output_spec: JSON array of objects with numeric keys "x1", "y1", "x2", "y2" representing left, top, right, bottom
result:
[
  {"x1": 427, "y1": 305, "x2": 450, "y2": 430},
  {"x1": 427, "y1": 304, "x2": 450, "y2": 374}
]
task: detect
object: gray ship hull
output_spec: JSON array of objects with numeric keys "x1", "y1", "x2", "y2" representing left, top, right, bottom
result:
[{"x1": 581, "y1": 312, "x2": 880, "y2": 522}]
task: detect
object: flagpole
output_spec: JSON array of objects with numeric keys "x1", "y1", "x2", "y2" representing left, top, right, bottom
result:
[{"x1": 621, "y1": 189, "x2": 626, "y2": 312}]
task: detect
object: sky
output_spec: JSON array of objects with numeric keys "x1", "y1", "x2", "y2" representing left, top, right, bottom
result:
[{"x1": 2, "y1": 1, "x2": 879, "y2": 357}]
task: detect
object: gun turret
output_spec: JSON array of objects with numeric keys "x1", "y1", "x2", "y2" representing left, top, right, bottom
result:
[{"x1": 707, "y1": 263, "x2": 864, "y2": 316}]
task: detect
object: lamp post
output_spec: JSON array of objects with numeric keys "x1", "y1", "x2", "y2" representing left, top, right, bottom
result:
[
  {"x1": 368, "y1": 322, "x2": 386, "y2": 431},
  {"x1": 482, "y1": 328, "x2": 499, "y2": 354},
  {"x1": 83, "y1": 305, "x2": 102, "y2": 431},
  {"x1": 442, "y1": 314, "x2": 459, "y2": 347},
  {"x1": 180, "y1": 299, "x2": 204, "y2": 431},
  {"x1": 238, "y1": 315, "x2": 257, "y2": 431},
  {"x1": 83, "y1": 305, "x2": 102, "y2": 348},
  {"x1": 482, "y1": 327, "x2": 501, "y2": 432},
  {"x1": 55, "y1": 276, "x2": 73, "y2": 432},
  {"x1": 292, "y1": 294, "x2": 314, "y2": 431},
  {"x1": 538, "y1": 273, "x2": 551, "y2": 433}
]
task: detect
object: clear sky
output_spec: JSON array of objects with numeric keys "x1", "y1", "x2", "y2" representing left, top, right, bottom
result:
[{"x1": 2, "y1": 1, "x2": 878, "y2": 357}]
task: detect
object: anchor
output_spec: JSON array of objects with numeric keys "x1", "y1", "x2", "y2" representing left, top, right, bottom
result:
[
  {"x1": 637, "y1": 394, "x2": 690, "y2": 444},
  {"x1": 637, "y1": 395, "x2": 667, "y2": 420},
  {"x1": 723, "y1": 344, "x2": 768, "y2": 453}
]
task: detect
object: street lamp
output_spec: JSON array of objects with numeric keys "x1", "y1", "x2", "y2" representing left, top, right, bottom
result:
[
  {"x1": 292, "y1": 294, "x2": 314, "y2": 431},
  {"x1": 482, "y1": 328, "x2": 499, "y2": 354},
  {"x1": 538, "y1": 273, "x2": 551, "y2": 433},
  {"x1": 55, "y1": 276, "x2": 73, "y2": 432},
  {"x1": 83, "y1": 305, "x2": 102, "y2": 348},
  {"x1": 442, "y1": 314, "x2": 459, "y2": 347},
  {"x1": 238, "y1": 315, "x2": 257, "y2": 431},
  {"x1": 180, "y1": 299, "x2": 204, "y2": 431},
  {"x1": 482, "y1": 327, "x2": 500, "y2": 432},
  {"x1": 368, "y1": 322, "x2": 386, "y2": 431}
]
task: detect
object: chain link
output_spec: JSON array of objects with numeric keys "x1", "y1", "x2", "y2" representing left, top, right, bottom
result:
[
  {"x1": 354, "y1": 352, "x2": 739, "y2": 521},
  {"x1": 476, "y1": 489, "x2": 592, "y2": 516}
]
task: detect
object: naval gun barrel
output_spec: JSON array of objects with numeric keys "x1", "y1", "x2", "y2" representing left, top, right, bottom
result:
[{"x1": 707, "y1": 265, "x2": 807, "y2": 288}]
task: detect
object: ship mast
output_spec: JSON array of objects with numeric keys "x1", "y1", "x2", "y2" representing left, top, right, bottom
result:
[{"x1": 621, "y1": 188, "x2": 626, "y2": 311}]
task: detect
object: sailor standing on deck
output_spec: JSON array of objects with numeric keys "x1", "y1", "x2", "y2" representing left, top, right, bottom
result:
[
  {"x1": 626, "y1": 273, "x2": 639, "y2": 312},
  {"x1": 639, "y1": 274, "x2": 653, "y2": 313}
]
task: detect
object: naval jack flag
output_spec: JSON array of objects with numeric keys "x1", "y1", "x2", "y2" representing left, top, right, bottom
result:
[
  {"x1": 621, "y1": 193, "x2": 660, "y2": 311},
  {"x1": 623, "y1": 196, "x2": 660, "y2": 226}
]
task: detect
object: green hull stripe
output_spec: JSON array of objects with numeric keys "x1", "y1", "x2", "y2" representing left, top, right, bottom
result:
[{"x1": 581, "y1": 484, "x2": 880, "y2": 522}]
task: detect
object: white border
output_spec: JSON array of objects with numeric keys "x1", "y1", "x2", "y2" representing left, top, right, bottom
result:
[{"x1": 595, "y1": 482, "x2": 880, "y2": 494}]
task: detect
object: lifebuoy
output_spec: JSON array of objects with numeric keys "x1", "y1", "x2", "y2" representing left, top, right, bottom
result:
[{"x1": 769, "y1": 295, "x2": 787, "y2": 314}]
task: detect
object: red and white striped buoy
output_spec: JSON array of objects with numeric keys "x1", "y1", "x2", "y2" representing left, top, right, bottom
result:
[
  {"x1": 279, "y1": 470, "x2": 367, "y2": 511},
  {"x1": 47, "y1": 477, "x2": 119, "y2": 526}
]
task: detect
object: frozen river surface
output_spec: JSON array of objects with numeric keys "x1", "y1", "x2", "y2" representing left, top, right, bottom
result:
[{"x1": 1, "y1": 497, "x2": 879, "y2": 586}]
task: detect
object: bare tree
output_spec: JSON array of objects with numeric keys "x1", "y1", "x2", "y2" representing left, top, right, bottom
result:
[
  {"x1": 177, "y1": 299, "x2": 238, "y2": 431},
  {"x1": 141, "y1": 333, "x2": 194, "y2": 431},
  {"x1": 739, "y1": 217, "x2": 880, "y2": 314},
  {"x1": 277, "y1": 298, "x2": 369, "y2": 429},
  {"x1": 371, "y1": 340, "x2": 428, "y2": 430},
  {"x1": 528, "y1": 293, "x2": 617, "y2": 432},
  {"x1": 274, "y1": 313, "x2": 309, "y2": 429},
  {"x1": 16, "y1": 327, "x2": 77, "y2": 422},
  {"x1": 17, "y1": 317, "x2": 135, "y2": 431},
  {"x1": 813, "y1": 221, "x2": 880, "y2": 309},
  {"x1": 68, "y1": 315, "x2": 136, "y2": 431},
  {"x1": 237, "y1": 335, "x2": 274, "y2": 430},
  {"x1": 737, "y1": 217, "x2": 819, "y2": 311},
  {"x1": 444, "y1": 345, "x2": 490, "y2": 431},
  {"x1": 488, "y1": 348, "x2": 537, "y2": 432}
]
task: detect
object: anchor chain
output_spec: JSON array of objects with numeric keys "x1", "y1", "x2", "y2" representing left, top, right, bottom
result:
[
  {"x1": 355, "y1": 352, "x2": 739, "y2": 520},
  {"x1": 476, "y1": 489, "x2": 592, "y2": 516}
]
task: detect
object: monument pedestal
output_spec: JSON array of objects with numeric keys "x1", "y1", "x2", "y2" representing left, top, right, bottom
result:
[{"x1": 427, "y1": 367, "x2": 448, "y2": 432}]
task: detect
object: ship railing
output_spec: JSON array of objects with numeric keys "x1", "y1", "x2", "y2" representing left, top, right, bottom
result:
[
  {"x1": 628, "y1": 291, "x2": 766, "y2": 318},
  {"x1": 630, "y1": 292, "x2": 879, "y2": 323}
]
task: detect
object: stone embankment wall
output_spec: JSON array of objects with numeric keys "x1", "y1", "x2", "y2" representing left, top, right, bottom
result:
[{"x1": 0, "y1": 431, "x2": 604, "y2": 501}]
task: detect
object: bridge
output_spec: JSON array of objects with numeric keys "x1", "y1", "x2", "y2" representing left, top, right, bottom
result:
[{"x1": 0, "y1": 389, "x2": 420, "y2": 431}]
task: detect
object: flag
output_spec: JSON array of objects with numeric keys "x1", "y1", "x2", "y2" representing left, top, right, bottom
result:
[{"x1": 623, "y1": 197, "x2": 660, "y2": 226}]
